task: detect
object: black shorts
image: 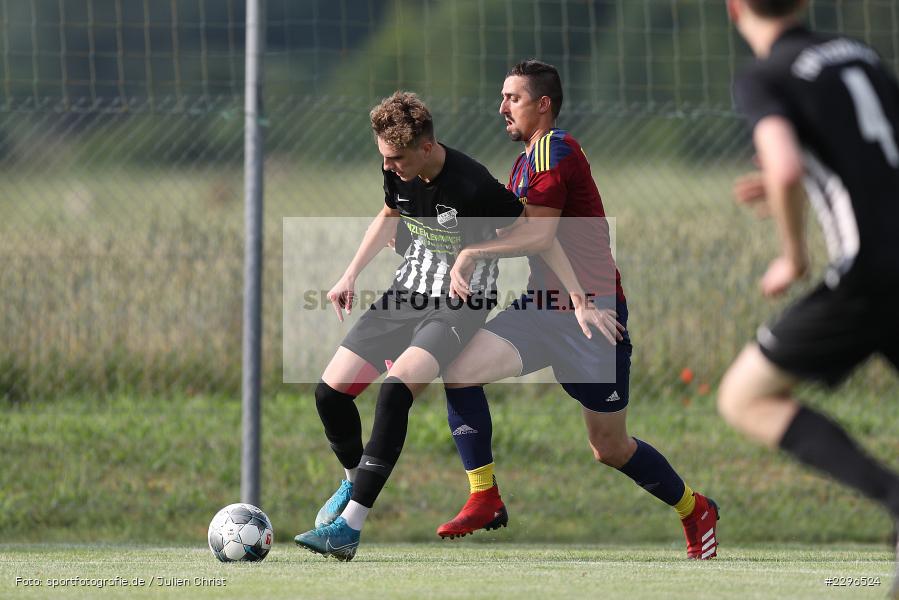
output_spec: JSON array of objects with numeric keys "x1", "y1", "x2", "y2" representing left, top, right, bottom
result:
[
  {"x1": 483, "y1": 294, "x2": 632, "y2": 413},
  {"x1": 340, "y1": 287, "x2": 495, "y2": 373},
  {"x1": 757, "y1": 282, "x2": 899, "y2": 387}
]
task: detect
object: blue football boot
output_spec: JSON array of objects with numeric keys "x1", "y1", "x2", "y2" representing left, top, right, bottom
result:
[
  {"x1": 295, "y1": 516, "x2": 361, "y2": 561},
  {"x1": 315, "y1": 479, "x2": 353, "y2": 528}
]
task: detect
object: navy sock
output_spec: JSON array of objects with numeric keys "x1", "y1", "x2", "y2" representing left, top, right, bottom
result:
[
  {"x1": 446, "y1": 386, "x2": 494, "y2": 471},
  {"x1": 617, "y1": 438, "x2": 686, "y2": 506}
]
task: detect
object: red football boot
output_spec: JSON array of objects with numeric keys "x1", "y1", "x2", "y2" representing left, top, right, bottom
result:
[
  {"x1": 682, "y1": 493, "x2": 719, "y2": 559},
  {"x1": 437, "y1": 485, "x2": 508, "y2": 539}
]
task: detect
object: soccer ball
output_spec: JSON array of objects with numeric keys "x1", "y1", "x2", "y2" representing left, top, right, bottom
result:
[{"x1": 207, "y1": 503, "x2": 274, "y2": 562}]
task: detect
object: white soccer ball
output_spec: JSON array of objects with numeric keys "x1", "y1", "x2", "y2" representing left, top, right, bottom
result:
[{"x1": 207, "y1": 503, "x2": 274, "y2": 562}]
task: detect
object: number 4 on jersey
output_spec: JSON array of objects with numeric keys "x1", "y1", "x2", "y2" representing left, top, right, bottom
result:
[{"x1": 841, "y1": 66, "x2": 899, "y2": 167}]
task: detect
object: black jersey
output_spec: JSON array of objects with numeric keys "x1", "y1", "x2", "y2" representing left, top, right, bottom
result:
[
  {"x1": 383, "y1": 144, "x2": 524, "y2": 297},
  {"x1": 734, "y1": 26, "x2": 899, "y2": 289}
]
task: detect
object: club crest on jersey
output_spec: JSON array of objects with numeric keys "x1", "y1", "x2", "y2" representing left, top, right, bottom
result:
[{"x1": 436, "y1": 204, "x2": 458, "y2": 229}]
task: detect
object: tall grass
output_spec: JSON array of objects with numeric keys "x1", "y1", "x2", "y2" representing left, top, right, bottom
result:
[{"x1": 1, "y1": 162, "x2": 896, "y2": 400}]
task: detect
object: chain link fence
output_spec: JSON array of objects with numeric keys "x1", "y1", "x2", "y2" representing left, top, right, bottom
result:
[{"x1": 2, "y1": 0, "x2": 898, "y2": 402}]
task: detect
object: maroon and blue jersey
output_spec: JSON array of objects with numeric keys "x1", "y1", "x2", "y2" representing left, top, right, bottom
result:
[{"x1": 508, "y1": 129, "x2": 625, "y2": 302}]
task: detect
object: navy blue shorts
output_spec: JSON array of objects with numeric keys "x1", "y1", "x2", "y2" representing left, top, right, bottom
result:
[{"x1": 483, "y1": 294, "x2": 632, "y2": 412}]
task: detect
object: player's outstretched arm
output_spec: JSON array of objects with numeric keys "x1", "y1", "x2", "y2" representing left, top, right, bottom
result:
[
  {"x1": 449, "y1": 205, "x2": 560, "y2": 300},
  {"x1": 753, "y1": 116, "x2": 809, "y2": 297},
  {"x1": 327, "y1": 205, "x2": 400, "y2": 321},
  {"x1": 540, "y1": 238, "x2": 624, "y2": 344}
]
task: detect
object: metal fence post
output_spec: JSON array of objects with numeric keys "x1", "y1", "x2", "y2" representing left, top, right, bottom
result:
[{"x1": 241, "y1": 0, "x2": 264, "y2": 508}]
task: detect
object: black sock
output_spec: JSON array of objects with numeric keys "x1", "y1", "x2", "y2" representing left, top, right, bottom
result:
[
  {"x1": 351, "y1": 377, "x2": 414, "y2": 508},
  {"x1": 315, "y1": 381, "x2": 363, "y2": 470},
  {"x1": 780, "y1": 406, "x2": 899, "y2": 518}
]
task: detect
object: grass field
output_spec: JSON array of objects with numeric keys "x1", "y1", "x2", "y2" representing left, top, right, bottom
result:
[
  {"x1": 1, "y1": 543, "x2": 893, "y2": 599},
  {"x1": 3, "y1": 390, "x2": 898, "y2": 547}
]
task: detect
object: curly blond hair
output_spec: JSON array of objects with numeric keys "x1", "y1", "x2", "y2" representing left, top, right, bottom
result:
[{"x1": 370, "y1": 91, "x2": 434, "y2": 148}]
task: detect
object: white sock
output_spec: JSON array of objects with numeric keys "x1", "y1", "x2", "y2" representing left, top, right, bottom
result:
[
  {"x1": 345, "y1": 468, "x2": 357, "y2": 483},
  {"x1": 341, "y1": 500, "x2": 369, "y2": 531}
]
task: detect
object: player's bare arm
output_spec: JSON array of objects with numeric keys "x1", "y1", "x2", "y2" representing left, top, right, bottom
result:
[
  {"x1": 540, "y1": 237, "x2": 625, "y2": 344},
  {"x1": 753, "y1": 115, "x2": 809, "y2": 297},
  {"x1": 327, "y1": 205, "x2": 401, "y2": 321},
  {"x1": 449, "y1": 204, "x2": 560, "y2": 300}
]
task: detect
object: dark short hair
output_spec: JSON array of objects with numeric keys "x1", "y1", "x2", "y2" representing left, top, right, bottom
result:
[
  {"x1": 508, "y1": 60, "x2": 563, "y2": 119},
  {"x1": 370, "y1": 91, "x2": 434, "y2": 148},
  {"x1": 745, "y1": 0, "x2": 803, "y2": 18}
]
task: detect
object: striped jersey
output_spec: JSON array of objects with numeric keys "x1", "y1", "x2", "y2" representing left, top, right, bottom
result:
[
  {"x1": 384, "y1": 144, "x2": 523, "y2": 296},
  {"x1": 735, "y1": 26, "x2": 899, "y2": 289}
]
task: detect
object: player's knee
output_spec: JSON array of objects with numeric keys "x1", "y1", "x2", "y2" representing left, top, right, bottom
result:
[
  {"x1": 442, "y1": 358, "x2": 477, "y2": 387},
  {"x1": 315, "y1": 380, "x2": 349, "y2": 410},
  {"x1": 588, "y1": 437, "x2": 630, "y2": 468},
  {"x1": 717, "y1": 365, "x2": 752, "y2": 428}
]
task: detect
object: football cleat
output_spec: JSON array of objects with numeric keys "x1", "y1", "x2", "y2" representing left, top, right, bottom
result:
[
  {"x1": 295, "y1": 516, "x2": 361, "y2": 562},
  {"x1": 315, "y1": 479, "x2": 353, "y2": 528},
  {"x1": 682, "y1": 492, "x2": 719, "y2": 559},
  {"x1": 437, "y1": 484, "x2": 508, "y2": 539}
]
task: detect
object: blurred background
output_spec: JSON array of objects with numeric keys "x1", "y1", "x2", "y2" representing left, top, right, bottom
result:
[{"x1": 2, "y1": 0, "x2": 897, "y2": 546}]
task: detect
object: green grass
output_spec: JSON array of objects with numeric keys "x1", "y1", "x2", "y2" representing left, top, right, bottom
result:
[
  {"x1": 0, "y1": 543, "x2": 893, "y2": 599},
  {"x1": 2, "y1": 390, "x2": 897, "y2": 545},
  {"x1": 3, "y1": 161, "x2": 897, "y2": 400}
]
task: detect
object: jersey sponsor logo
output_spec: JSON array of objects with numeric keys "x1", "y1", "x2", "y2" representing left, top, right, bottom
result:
[
  {"x1": 402, "y1": 217, "x2": 462, "y2": 252},
  {"x1": 436, "y1": 204, "x2": 458, "y2": 229},
  {"x1": 451, "y1": 424, "x2": 478, "y2": 436},
  {"x1": 791, "y1": 38, "x2": 880, "y2": 81}
]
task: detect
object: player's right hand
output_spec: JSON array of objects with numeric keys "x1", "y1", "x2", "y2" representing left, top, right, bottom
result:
[
  {"x1": 759, "y1": 254, "x2": 808, "y2": 298},
  {"x1": 574, "y1": 302, "x2": 625, "y2": 344},
  {"x1": 327, "y1": 274, "x2": 356, "y2": 322}
]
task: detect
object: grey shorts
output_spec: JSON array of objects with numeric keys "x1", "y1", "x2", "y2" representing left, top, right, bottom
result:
[{"x1": 340, "y1": 287, "x2": 495, "y2": 372}]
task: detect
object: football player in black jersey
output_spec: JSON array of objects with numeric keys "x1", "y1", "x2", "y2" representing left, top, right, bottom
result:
[
  {"x1": 719, "y1": 1, "x2": 899, "y2": 591},
  {"x1": 294, "y1": 91, "x2": 591, "y2": 561}
]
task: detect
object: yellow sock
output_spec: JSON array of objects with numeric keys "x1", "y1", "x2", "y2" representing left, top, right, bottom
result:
[
  {"x1": 674, "y1": 484, "x2": 696, "y2": 520},
  {"x1": 466, "y1": 463, "x2": 495, "y2": 493}
]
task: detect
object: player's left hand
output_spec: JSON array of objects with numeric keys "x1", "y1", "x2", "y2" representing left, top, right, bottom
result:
[
  {"x1": 733, "y1": 171, "x2": 771, "y2": 218},
  {"x1": 450, "y1": 251, "x2": 476, "y2": 301},
  {"x1": 574, "y1": 302, "x2": 625, "y2": 344},
  {"x1": 760, "y1": 255, "x2": 807, "y2": 297}
]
